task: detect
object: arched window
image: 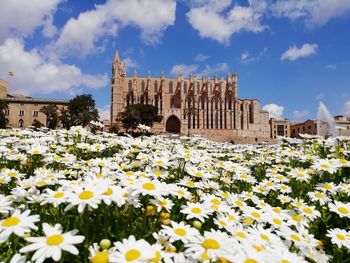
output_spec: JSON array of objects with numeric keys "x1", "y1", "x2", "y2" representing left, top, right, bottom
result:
[
  {"x1": 196, "y1": 82, "x2": 200, "y2": 94},
  {"x1": 209, "y1": 83, "x2": 212, "y2": 93},
  {"x1": 141, "y1": 81, "x2": 145, "y2": 92},
  {"x1": 169, "y1": 81, "x2": 173, "y2": 93},
  {"x1": 154, "y1": 81, "x2": 158, "y2": 93},
  {"x1": 184, "y1": 82, "x2": 187, "y2": 93},
  {"x1": 128, "y1": 81, "x2": 132, "y2": 92},
  {"x1": 19, "y1": 119, "x2": 24, "y2": 128}
]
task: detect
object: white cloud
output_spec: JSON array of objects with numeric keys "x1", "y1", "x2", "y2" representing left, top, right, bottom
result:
[
  {"x1": 241, "y1": 47, "x2": 267, "y2": 64},
  {"x1": 0, "y1": 38, "x2": 108, "y2": 96},
  {"x1": 0, "y1": 0, "x2": 61, "y2": 42},
  {"x1": 195, "y1": 54, "x2": 210, "y2": 62},
  {"x1": 171, "y1": 64, "x2": 199, "y2": 76},
  {"x1": 344, "y1": 101, "x2": 350, "y2": 116},
  {"x1": 187, "y1": 2, "x2": 266, "y2": 43},
  {"x1": 326, "y1": 64, "x2": 337, "y2": 70},
  {"x1": 170, "y1": 62, "x2": 229, "y2": 77},
  {"x1": 263, "y1": 104, "x2": 284, "y2": 119},
  {"x1": 123, "y1": 57, "x2": 138, "y2": 69},
  {"x1": 292, "y1": 110, "x2": 309, "y2": 122},
  {"x1": 199, "y1": 63, "x2": 229, "y2": 77},
  {"x1": 281, "y1": 43, "x2": 318, "y2": 61},
  {"x1": 98, "y1": 104, "x2": 111, "y2": 121},
  {"x1": 54, "y1": 0, "x2": 176, "y2": 57},
  {"x1": 271, "y1": 0, "x2": 350, "y2": 27}
]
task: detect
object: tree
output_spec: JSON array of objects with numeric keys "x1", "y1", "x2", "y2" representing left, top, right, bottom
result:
[
  {"x1": 118, "y1": 105, "x2": 141, "y2": 131},
  {"x1": 0, "y1": 100, "x2": 8, "y2": 129},
  {"x1": 31, "y1": 119, "x2": 44, "y2": 129},
  {"x1": 118, "y1": 103, "x2": 162, "y2": 131},
  {"x1": 68, "y1": 94, "x2": 99, "y2": 127},
  {"x1": 40, "y1": 104, "x2": 59, "y2": 129},
  {"x1": 58, "y1": 106, "x2": 71, "y2": 129}
]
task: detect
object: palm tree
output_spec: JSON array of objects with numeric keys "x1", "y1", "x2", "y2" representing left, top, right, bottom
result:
[
  {"x1": 0, "y1": 99, "x2": 8, "y2": 129},
  {"x1": 118, "y1": 105, "x2": 141, "y2": 135},
  {"x1": 40, "y1": 104, "x2": 58, "y2": 129}
]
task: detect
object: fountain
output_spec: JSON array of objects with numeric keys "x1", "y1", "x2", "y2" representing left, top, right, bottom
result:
[{"x1": 317, "y1": 101, "x2": 337, "y2": 137}]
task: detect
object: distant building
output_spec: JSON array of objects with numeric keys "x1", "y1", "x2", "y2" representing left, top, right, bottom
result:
[
  {"x1": 270, "y1": 118, "x2": 290, "y2": 138},
  {"x1": 0, "y1": 80, "x2": 69, "y2": 129},
  {"x1": 110, "y1": 50, "x2": 274, "y2": 143},
  {"x1": 291, "y1": 117, "x2": 350, "y2": 138}
]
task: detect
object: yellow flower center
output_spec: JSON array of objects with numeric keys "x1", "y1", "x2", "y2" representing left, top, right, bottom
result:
[
  {"x1": 154, "y1": 171, "x2": 162, "y2": 176},
  {"x1": 211, "y1": 199, "x2": 221, "y2": 205},
  {"x1": 291, "y1": 215, "x2": 301, "y2": 223},
  {"x1": 303, "y1": 207, "x2": 312, "y2": 214},
  {"x1": 79, "y1": 191, "x2": 94, "y2": 200},
  {"x1": 125, "y1": 249, "x2": 141, "y2": 262},
  {"x1": 53, "y1": 192, "x2": 64, "y2": 198},
  {"x1": 272, "y1": 207, "x2": 281, "y2": 213},
  {"x1": 236, "y1": 231, "x2": 247, "y2": 238},
  {"x1": 260, "y1": 234, "x2": 270, "y2": 241},
  {"x1": 104, "y1": 188, "x2": 113, "y2": 196},
  {"x1": 33, "y1": 150, "x2": 41, "y2": 155},
  {"x1": 177, "y1": 190, "x2": 185, "y2": 196},
  {"x1": 235, "y1": 200, "x2": 243, "y2": 207},
  {"x1": 315, "y1": 192, "x2": 324, "y2": 198},
  {"x1": 273, "y1": 218, "x2": 282, "y2": 225},
  {"x1": 290, "y1": 234, "x2": 301, "y2": 242},
  {"x1": 281, "y1": 260, "x2": 290, "y2": 263},
  {"x1": 155, "y1": 160, "x2": 164, "y2": 166},
  {"x1": 174, "y1": 228, "x2": 187, "y2": 236},
  {"x1": 219, "y1": 220, "x2": 227, "y2": 226},
  {"x1": 191, "y1": 207, "x2": 201, "y2": 214},
  {"x1": 8, "y1": 172, "x2": 17, "y2": 177},
  {"x1": 194, "y1": 172, "x2": 203, "y2": 177},
  {"x1": 321, "y1": 163, "x2": 330, "y2": 169},
  {"x1": 336, "y1": 233, "x2": 346, "y2": 240},
  {"x1": 251, "y1": 212, "x2": 261, "y2": 219},
  {"x1": 324, "y1": 184, "x2": 332, "y2": 190},
  {"x1": 244, "y1": 259, "x2": 258, "y2": 263},
  {"x1": 338, "y1": 207, "x2": 349, "y2": 214},
  {"x1": 2, "y1": 216, "x2": 20, "y2": 227},
  {"x1": 46, "y1": 234, "x2": 64, "y2": 246},
  {"x1": 90, "y1": 251, "x2": 109, "y2": 263},
  {"x1": 202, "y1": 239, "x2": 220, "y2": 249},
  {"x1": 142, "y1": 182, "x2": 156, "y2": 191}
]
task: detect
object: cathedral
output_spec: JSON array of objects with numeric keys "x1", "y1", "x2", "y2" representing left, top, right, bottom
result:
[{"x1": 110, "y1": 50, "x2": 273, "y2": 143}]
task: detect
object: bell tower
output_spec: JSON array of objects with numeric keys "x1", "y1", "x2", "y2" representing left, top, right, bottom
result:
[{"x1": 111, "y1": 50, "x2": 126, "y2": 125}]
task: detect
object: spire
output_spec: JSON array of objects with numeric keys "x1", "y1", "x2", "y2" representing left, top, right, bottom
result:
[{"x1": 113, "y1": 50, "x2": 120, "y2": 63}]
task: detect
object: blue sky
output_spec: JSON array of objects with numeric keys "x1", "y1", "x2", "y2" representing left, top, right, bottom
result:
[{"x1": 0, "y1": 0, "x2": 350, "y2": 122}]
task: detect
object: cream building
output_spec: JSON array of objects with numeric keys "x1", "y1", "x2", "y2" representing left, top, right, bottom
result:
[
  {"x1": 290, "y1": 117, "x2": 350, "y2": 138},
  {"x1": 0, "y1": 80, "x2": 69, "y2": 128},
  {"x1": 111, "y1": 51, "x2": 274, "y2": 143}
]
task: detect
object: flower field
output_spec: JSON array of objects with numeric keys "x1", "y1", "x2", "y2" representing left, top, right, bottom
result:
[{"x1": 0, "y1": 127, "x2": 350, "y2": 262}]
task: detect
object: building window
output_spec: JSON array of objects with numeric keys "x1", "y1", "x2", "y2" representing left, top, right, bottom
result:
[
  {"x1": 34, "y1": 104, "x2": 38, "y2": 107},
  {"x1": 141, "y1": 81, "x2": 145, "y2": 92},
  {"x1": 19, "y1": 119, "x2": 24, "y2": 128},
  {"x1": 5, "y1": 109, "x2": 9, "y2": 116},
  {"x1": 196, "y1": 82, "x2": 200, "y2": 94},
  {"x1": 33, "y1": 110, "x2": 39, "y2": 117},
  {"x1": 154, "y1": 81, "x2": 158, "y2": 93},
  {"x1": 169, "y1": 81, "x2": 173, "y2": 93},
  {"x1": 184, "y1": 82, "x2": 187, "y2": 93},
  {"x1": 128, "y1": 81, "x2": 132, "y2": 92},
  {"x1": 19, "y1": 110, "x2": 24, "y2": 116}
]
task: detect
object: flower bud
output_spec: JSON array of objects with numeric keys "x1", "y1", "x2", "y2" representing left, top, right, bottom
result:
[{"x1": 99, "y1": 239, "x2": 111, "y2": 249}]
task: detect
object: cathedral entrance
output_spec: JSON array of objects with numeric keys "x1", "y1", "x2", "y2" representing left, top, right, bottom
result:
[{"x1": 166, "y1": 115, "x2": 181, "y2": 133}]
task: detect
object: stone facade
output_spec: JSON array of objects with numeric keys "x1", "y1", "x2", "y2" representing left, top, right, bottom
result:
[
  {"x1": 270, "y1": 118, "x2": 291, "y2": 138},
  {"x1": 110, "y1": 51, "x2": 273, "y2": 143},
  {"x1": 0, "y1": 80, "x2": 69, "y2": 128}
]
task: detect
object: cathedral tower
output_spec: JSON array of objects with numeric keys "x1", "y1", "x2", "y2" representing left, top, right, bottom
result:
[{"x1": 111, "y1": 50, "x2": 126, "y2": 125}]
